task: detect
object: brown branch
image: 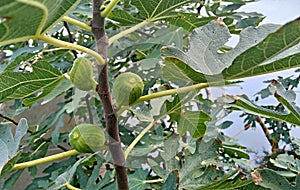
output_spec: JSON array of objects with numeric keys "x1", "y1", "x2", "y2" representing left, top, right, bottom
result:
[
  {"x1": 91, "y1": 0, "x2": 129, "y2": 189},
  {"x1": 0, "y1": 113, "x2": 18, "y2": 125}
]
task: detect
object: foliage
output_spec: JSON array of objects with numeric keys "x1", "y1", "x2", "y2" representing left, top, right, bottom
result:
[{"x1": 0, "y1": 0, "x2": 299, "y2": 189}]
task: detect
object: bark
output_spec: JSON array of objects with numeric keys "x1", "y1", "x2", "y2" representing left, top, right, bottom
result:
[{"x1": 91, "y1": 0, "x2": 129, "y2": 189}]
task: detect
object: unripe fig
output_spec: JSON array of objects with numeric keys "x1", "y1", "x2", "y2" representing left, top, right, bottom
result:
[
  {"x1": 112, "y1": 72, "x2": 144, "y2": 107},
  {"x1": 69, "y1": 124, "x2": 106, "y2": 153},
  {"x1": 69, "y1": 57, "x2": 97, "y2": 91}
]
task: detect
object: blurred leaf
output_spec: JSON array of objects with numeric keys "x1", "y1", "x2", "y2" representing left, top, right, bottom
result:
[
  {"x1": 0, "y1": 118, "x2": 28, "y2": 174},
  {"x1": 0, "y1": 0, "x2": 80, "y2": 45},
  {"x1": 48, "y1": 155, "x2": 94, "y2": 190},
  {"x1": 254, "y1": 169, "x2": 300, "y2": 190},
  {"x1": 165, "y1": 93, "x2": 210, "y2": 137},
  {"x1": 128, "y1": 169, "x2": 150, "y2": 189},
  {"x1": 161, "y1": 135, "x2": 180, "y2": 161},
  {"x1": 159, "y1": 171, "x2": 178, "y2": 190},
  {"x1": 0, "y1": 61, "x2": 64, "y2": 106},
  {"x1": 222, "y1": 144, "x2": 250, "y2": 159},
  {"x1": 270, "y1": 154, "x2": 300, "y2": 174},
  {"x1": 221, "y1": 92, "x2": 300, "y2": 126}
]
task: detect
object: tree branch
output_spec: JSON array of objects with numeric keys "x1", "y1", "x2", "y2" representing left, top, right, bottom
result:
[{"x1": 91, "y1": 0, "x2": 129, "y2": 189}]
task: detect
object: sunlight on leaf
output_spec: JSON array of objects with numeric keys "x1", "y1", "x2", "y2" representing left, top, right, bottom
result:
[{"x1": 0, "y1": 0, "x2": 80, "y2": 45}]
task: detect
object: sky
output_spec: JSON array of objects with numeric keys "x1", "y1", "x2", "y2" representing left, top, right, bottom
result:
[{"x1": 222, "y1": 0, "x2": 300, "y2": 156}]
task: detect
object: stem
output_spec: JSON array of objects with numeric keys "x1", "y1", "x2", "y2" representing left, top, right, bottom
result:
[
  {"x1": 108, "y1": 20, "x2": 149, "y2": 46},
  {"x1": 37, "y1": 34, "x2": 105, "y2": 65},
  {"x1": 85, "y1": 94, "x2": 94, "y2": 124},
  {"x1": 124, "y1": 120, "x2": 156, "y2": 159},
  {"x1": 12, "y1": 150, "x2": 79, "y2": 170},
  {"x1": 117, "y1": 82, "x2": 215, "y2": 115},
  {"x1": 92, "y1": 0, "x2": 129, "y2": 189},
  {"x1": 65, "y1": 182, "x2": 81, "y2": 190},
  {"x1": 101, "y1": 0, "x2": 120, "y2": 18},
  {"x1": 144, "y1": 179, "x2": 164, "y2": 183},
  {"x1": 62, "y1": 16, "x2": 92, "y2": 32}
]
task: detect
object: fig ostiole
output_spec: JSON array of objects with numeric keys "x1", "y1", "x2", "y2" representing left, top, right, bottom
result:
[
  {"x1": 69, "y1": 57, "x2": 97, "y2": 91},
  {"x1": 69, "y1": 123, "x2": 107, "y2": 153},
  {"x1": 112, "y1": 72, "x2": 144, "y2": 107}
]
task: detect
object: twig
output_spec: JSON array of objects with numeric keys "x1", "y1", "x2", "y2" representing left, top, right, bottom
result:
[
  {"x1": 0, "y1": 113, "x2": 18, "y2": 125},
  {"x1": 13, "y1": 150, "x2": 79, "y2": 170},
  {"x1": 85, "y1": 94, "x2": 94, "y2": 124},
  {"x1": 63, "y1": 21, "x2": 78, "y2": 58}
]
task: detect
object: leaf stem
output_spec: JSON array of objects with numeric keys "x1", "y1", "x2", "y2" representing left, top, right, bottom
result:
[
  {"x1": 143, "y1": 178, "x2": 164, "y2": 183},
  {"x1": 117, "y1": 82, "x2": 216, "y2": 115},
  {"x1": 124, "y1": 120, "x2": 157, "y2": 160},
  {"x1": 37, "y1": 34, "x2": 105, "y2": 65},
  {"x1": 108, "y1": 20, "x2": 149, "y2": 46},
  {"x1": 62, "y1": 16, "x2": 92, "y2": 32},
  {"x1": 65, "y1": 182, "x2": 81, "y2": 190},
  {"x1": 101, "y1": 0, "x2": 120, "y2": 18},
  {"x1": 12, "y1": 150, "x2": 79, "y2": 170}
]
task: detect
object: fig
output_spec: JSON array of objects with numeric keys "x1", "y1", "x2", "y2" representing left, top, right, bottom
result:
[
  {"x1": 69, "y1": 124, "x2": 106, "y2": 153},
  {"x1": 112, "y1": 72, "x2": 144, "y2": 107},
  {"x1": 69, "y1": 57, "x2": 97, "y2": 91}
]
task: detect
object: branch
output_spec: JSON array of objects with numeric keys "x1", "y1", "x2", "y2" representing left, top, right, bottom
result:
[
  {"x1": 101, "y1": 0, "x2": 120, "y2": 18},
  {"x1": 108, "y1": 20, "x2": 149, "y2": 45},
  {"x1": 12, "y1": 150, "x2": 79, "y2": 170},
  {"x1": 37, "y1": 34, "x2": 105, "y2": 65},
  {"x1": 124, "y1": 120, "x2": 156, "y2": 159},
  {"x1": 117, "y1": 81, "x2": 220, "y2": 115},
  {"x1": 92, "y1": 0, "x2": 129, "y2": 189},
  {"x1": 0, "y1": 113, "x2": 18, "y2": 125},
  {"x1": 65, "y1": 182, "x2": 81, "y2": 190},
  {"x1": 62, "y1": 16, "x2": 92, "y2": 32}
]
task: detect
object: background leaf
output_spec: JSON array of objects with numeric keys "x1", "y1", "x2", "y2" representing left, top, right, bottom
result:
[{"x1": 0, "y1": 118, "x2": 28, "y2": 174}]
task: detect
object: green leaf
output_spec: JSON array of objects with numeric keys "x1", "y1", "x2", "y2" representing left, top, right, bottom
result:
[
  {"x1": 161, "y1": 135, "x2": 180, "y2": 161},
  {"x1": 180, "y1": 139, "x2": 220, "y2": 184},
  {"x1": 48, "y1": 155, "x2": 94, "y2": 190},
  {"x1": 159, "y1": 171, "x2": 178, "y2": 190},
  {"x1": 0, "y1": 61, "x2": 64, "y2": 106},
  {"x1": 165, "y1": 93, "x2": 210, "y2": 137},
  {"x1": 0, "y1": 0, "x2": 80, "y2": 45},
  {"x1": 109, "y1": 0, "x2": 215, "y2": 30},
  {"x1": 177, "y1": 110, "x2": 210, "y2": 138},
  {"x1": 254, "y1": 169, "x2": 300, "y2": 190},
  {"x1": 162, "y1": 18, "x2": 300, "y2": 84},
  {"x1": 223, "y1": 17, "x2": 300, "y2": 80},
  {"x1": 162, "y1": 57, "x2": 207, "y2": 84},
  {"x1": 197, "y1": 170, "x2": 252, "y2": 190},
  {"x1": 162, "y1": 20, "x2": 281, "y2": 75},
  {"x1": 270, "y1": 154, "x2": 300, "y2": 174},
  {"x1": 221, "y1": 93, "x2": 300, "y2": 126},
  {"x1": 128, "y1": 169, "x2": 150, "y2": 189},
  {"x1": 222, "y1": 144, "x2": 250, "y2": 159},
  {"x1": 0, "y1": 118, "x2": 28, "y2": 174}
]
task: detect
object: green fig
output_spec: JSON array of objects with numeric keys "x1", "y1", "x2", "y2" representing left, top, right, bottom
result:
[
  {"x1": 69, "y1": 57, "x2": 97, "y2": 91},
  {"x1": 69, "y1": 124, "x2": 106, "y2": 153},
  {"x1": 112, "y1": 72, "x2": 144, "y2": 107}
]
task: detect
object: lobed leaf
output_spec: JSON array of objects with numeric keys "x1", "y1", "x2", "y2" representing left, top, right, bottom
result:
[
  {"x1": 0, "y1": 61, "x2": 64, "y2": 106},
  {"x1": 0, "y1": 0, "x2": 80, "y2": 45}
]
